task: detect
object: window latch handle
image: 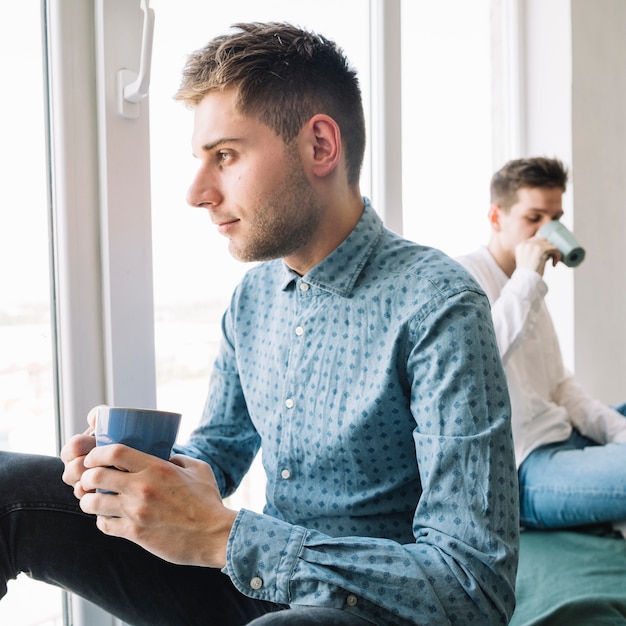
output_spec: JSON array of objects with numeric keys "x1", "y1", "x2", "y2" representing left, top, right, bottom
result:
[{"x1": 117, "y1": 0, "x2": 155, "y2": 119}]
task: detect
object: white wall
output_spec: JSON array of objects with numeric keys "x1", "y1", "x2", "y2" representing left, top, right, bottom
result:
[
  {"x1": 522, "y1": 0, "x2": 626, "y2": 403},
  {"x1": 570, "y1": 0, "x2": 626, "y2": 404}
]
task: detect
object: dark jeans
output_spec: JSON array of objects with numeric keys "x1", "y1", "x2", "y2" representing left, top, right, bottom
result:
[{"x1": 0, "y1": 452, "x2": 371, "y2": 626}]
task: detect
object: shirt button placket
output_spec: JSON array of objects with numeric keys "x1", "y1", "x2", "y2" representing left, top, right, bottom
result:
[
  {"x1": 280, "y1": 281, "x2": 305, "y2": 503},
  {"x1": 280, "y1": 397, "x2": 294, "y2": 482}
]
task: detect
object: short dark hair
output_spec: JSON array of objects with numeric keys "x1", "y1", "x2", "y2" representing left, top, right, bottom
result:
[
  {"x1": 175, "y1": 22, "x2": 366, "y2": 187},
  {"x1": 490, "y1": 157, "x2": 569, "y2": 210}
]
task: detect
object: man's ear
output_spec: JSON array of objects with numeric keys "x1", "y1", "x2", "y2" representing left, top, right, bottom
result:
[
  {"x1": 301, "y1": 114, "x2": 341, "y2": 178},
  {"x1": 488, "y1": 204, "x2": 503, "y2": 231}
]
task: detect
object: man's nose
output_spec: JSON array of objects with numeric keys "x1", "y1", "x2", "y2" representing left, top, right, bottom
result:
[{"x1": 186, "y1": 168, "x2": 222, "y2": 208}]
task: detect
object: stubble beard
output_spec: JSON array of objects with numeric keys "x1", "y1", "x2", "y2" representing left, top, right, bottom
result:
[{"x1": 230, "y1": 152, "x2": 323, "y2": 263}]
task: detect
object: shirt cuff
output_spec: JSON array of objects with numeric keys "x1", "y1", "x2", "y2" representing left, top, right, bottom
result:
[
  {"x1": 508, "y1": 267, "x2": 548, "y2": 301},
  {"x1": 223, "y1": 508, "x2": 306, "y2": 604}
]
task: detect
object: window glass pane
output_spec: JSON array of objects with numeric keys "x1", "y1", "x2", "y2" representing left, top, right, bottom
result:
[
  {"x1": 401, "y1": 0, "x2": 493, "y2": 257},
  {"x1": 149, "y1": 1, "x2": 371, "y2": 511},
  {"x1": 0, "y1": 2, "x2": 63, "y2": 625},
  {"x1": 0, "y1": 5, "x2": 56, "y2": 456}
]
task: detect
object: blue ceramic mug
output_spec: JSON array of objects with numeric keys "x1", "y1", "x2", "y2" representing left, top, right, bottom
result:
[{"x1": 95, "y1": 406, "x2": 182, "y2": 460}]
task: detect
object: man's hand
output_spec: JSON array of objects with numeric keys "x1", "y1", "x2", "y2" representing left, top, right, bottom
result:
[
  {"x1": 60, "y1": 405, "x2": 101, "y2": 498},
  {"x1": 76, "y1": 446, "x2": 237, "y2": 569},
  {"x1": 515, "y1": 236, "x2": 561, "y2": 276}
]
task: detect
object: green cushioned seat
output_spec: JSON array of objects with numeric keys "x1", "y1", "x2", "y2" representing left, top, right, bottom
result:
[{"x1": 510, "y1": 529, "x2": 626, "y2": 626}]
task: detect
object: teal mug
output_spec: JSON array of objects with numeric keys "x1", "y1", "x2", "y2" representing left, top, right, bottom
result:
[{"x1": 536, "y1": 221, "x2": 586, "y2": 268}]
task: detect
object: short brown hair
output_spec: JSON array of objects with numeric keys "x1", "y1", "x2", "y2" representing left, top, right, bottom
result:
[
  {"x1": 490, "y1": 157, "x2": 569, "y2": 210},
  {"x1": 175, "y1": 22, "x2": 366, "y2": 187}
]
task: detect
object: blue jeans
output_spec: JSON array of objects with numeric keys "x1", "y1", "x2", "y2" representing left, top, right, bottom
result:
[
  {"x1": 518, "y1": 403, "x2": 626, "y2": 529},
  {"x1": 0, "y1": 452, "x2": 372, "y2": 626}
]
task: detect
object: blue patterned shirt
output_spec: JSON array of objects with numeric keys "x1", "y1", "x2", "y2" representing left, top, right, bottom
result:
[{"x1": 177, "y1": 199, "x2": 519, "y2": 625}]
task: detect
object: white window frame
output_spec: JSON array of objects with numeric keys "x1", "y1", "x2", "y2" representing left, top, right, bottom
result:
[
  {"x1": 48, "y1": 0, "x2": 157, "y2": 442},
  {"x1": 491, "y1": 0, "x2": 525, "y2": 166},
  {"x1": 47, "y1": 0, "x2": 156, "y2": 623},
  {"x1": 369, "y1": 0, "x2": 403, "y2": 233}
]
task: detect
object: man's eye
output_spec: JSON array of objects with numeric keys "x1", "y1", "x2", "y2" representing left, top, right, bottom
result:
[{"x1": 218, "y1": 151, "x2": 230, "y2": 163}]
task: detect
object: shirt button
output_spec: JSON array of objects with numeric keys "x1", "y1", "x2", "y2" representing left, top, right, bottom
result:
[
  {"x1": 285, "y1": 398, "x2": 294, "y2": 409},
  {"x1": 281, "y1": 468, "x2": 291, "y2": 480},
  {"x1": 250, "y1": 576, "x2": 263, "y2": 590},
  {"x1": 299, "y1": 282, "x2": 309, "y2": 292},
  {"x1": 295, "y1": 326, "x2": 304, "y2": 336},
  {"x1": 346, "y1": 594, "x2": 358, "y2": 607}
]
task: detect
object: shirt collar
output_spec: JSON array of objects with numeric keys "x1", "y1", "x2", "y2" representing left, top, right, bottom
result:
[{"x1": 279, "y1": 198, "x2": 384, "y2": 296}]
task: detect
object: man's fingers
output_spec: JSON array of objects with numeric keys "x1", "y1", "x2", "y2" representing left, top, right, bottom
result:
[{"x1": 84, "y1": 444, "x2": 148, "y2": 474}]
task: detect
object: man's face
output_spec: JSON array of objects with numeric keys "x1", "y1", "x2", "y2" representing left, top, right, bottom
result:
[
  {"x1": 186, "y1": 88, "x2": 322, "y2": 266},
  {"x1": 493, "y1": 186, "x2": 564, "y2": 257}
]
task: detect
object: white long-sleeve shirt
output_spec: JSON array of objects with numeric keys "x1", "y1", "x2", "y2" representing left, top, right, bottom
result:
[{"x1": 457, "y1": 246, "x2": 626, "y2": 466}]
